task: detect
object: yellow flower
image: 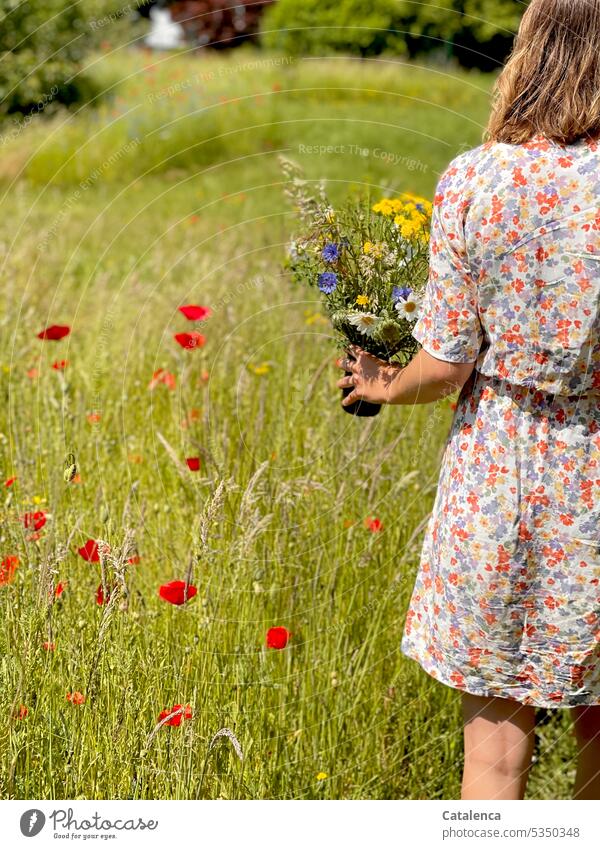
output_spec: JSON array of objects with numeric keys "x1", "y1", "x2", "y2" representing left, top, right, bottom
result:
[
  {"x1": 374, "y1": 194, "x2": 432, "y2": 224},
  {"x1": 316, "y1": 771, "x2": 328, "y2": 780},
  {"x1": 304, "y1": 310, "x2": 328, "y2": 326},
  {"x1": 248, "y1": 362, "x2": 271, "y2": 375},
  {"x1": 372, "y1": 198, "x2": 400, "y2": 216},
  {"x1": 363, "y1": 241, "x2": 384, "y2": 258},
  {"x1": 396, "y1": 218, "x2": 419, "y2": 238},
  {"x1": 356, "y1": 294, "x2": 369, "y2": 306}
]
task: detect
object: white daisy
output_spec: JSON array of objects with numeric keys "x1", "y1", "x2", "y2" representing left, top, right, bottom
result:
[
  {"x1": 346, "y1": 311, "x2": 380, "y2": 337},
  {"x1": 394, "y1": 295, "x2": 422, "y2": 322}
]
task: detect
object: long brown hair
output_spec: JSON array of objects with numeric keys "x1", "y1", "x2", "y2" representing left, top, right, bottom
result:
[{"x1": 486, "y1": 0, "x2": 600, "y2": 145}]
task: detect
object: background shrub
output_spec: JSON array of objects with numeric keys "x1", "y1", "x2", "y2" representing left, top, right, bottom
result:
[
  {"x1": 0, "y1": 0, "x2": 127, "y2": 118},
  {"x1": 262, "y1": 0, "x2": 524, "y2": 68},
  {"x1": 168, "y1": 0, "x2": 275, "y2": 49},
  {"x1": 261, "y1": 0, "x2": 412, "y2": 58}
]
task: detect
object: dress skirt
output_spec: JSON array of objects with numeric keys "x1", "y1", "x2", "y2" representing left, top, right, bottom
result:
[{"x1": 401, "y1": 368, "x2": 600, "y2": 708}]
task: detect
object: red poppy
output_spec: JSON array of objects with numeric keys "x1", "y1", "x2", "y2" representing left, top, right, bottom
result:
[
  {"x1": 87, "y1": 412, "x2": 101, "y2": 424},
  {"x1": 66, "y1": 691, "x2": 85, "y2": 705},
  {"x1": 78, "y1": 539, "x2": 100, "y2": 562},
  {"x1": 37, "y1": 325, "x2": 70, "y2": 341},
  {"x1": 266, "y1": 626, "x2": 291, "y2": 650},
  {"x1": 174, "y1": 332, "x2": 206, "y2": 350},
  {"x1": 181, "y1": 408, "x2": 202, "y2": 429},
  {"x1": 178, "y1": 305, "x2": 211, "y2": 322},
  {"x1": 16, "y1": 705, "x2": 28, "y2": 720},
  {"x1": 4, "y1": 477, "x2": 16, "y2": 487},
  {"x1": 186, "y1": 457, "x2": 200, "y2": 471},
  {"x1": 42, "y1": 641, "x2": 56, "y2": 651},
  {"x1": 26, "y1": 367, "x2": 39, "y2": 380},
  {"x1": 158, "y1": 703, "x2": 193, "y2": 727},
  {"x1": 22, "y1": 511, "x2": 47, "y2": 531},
  {"x1": 96, "y1": 583, "x2": 113, "y2": 605},
  {"x1": 52, "y1": 360, "x2": 69, "y2": 370},
  {"x1": 158, "y1": 580, "x2": 197, "y2": 605},
  {"x1": 149, "y1": 369, "x2": 176, "y2": 391},
  {"x1": 0, "y1": 555, "x2": 19, "y2": 586},
  {"x1": 364, "y1": 516, "x2": 383, "y2": 533},
  {"x1": 54, "y1": 581, "x2": 67, "y2": 599},
  {"x1": 127, "y1": 554, "x2": 141, "y2": 565}
]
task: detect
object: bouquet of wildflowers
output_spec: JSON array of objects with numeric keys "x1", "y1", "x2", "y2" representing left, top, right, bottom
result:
[{"x1": 280, "y1": 156, "x2": 432, "y2": 366}]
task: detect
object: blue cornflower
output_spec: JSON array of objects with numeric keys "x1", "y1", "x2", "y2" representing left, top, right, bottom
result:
[
  {"x1": 392, "y1": 285, "x2": 412, "y2": 302},
  {"x1": 318, "y1": 272, "x2": 338, "y2": 294},
  {"x1": 321, "y1": 243, "x2": 340, "y2": 263}
]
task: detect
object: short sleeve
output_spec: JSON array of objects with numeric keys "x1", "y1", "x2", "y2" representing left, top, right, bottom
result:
[{"x1": 412, "y1": 159, "x2": 484, "y2": 363}]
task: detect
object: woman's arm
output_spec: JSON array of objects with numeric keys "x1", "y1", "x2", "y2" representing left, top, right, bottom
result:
[{"x1": 336, "y1": 343, "x2": 476, "y2": 406}]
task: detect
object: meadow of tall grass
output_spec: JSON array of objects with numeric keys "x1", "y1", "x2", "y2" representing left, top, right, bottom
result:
[{"x1": 0, "y1": 46, "x2": 577, "y2": 800}]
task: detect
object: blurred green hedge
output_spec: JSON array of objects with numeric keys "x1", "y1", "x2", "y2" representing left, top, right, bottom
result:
[
  {"x1": 261, "y1": 0, "x2": 410, "y2": 57},
  {"x1": 0, "y1": 0, "x2": 135, "y2": 118},
  {"x1": 262, "y1": 0, "x2": 523, "y2": 68}
]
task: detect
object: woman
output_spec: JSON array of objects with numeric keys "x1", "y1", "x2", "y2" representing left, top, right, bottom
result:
[{"x1": 336, "y1": 0, "x2": 600, "y2": 800}]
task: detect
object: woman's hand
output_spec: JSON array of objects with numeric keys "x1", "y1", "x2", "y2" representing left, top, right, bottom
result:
[{"x1": 335, "y1": 344, "x2": 402, "y2": 406}]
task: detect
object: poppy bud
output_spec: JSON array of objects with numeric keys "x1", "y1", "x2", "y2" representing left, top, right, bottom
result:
[{"x1": 100, "y1": 504, "x2": 110, "y2": 524}]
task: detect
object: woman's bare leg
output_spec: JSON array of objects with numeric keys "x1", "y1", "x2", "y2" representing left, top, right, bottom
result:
[
  {"x1": 461, "y1": 693, "x2": 536, "y2": 800},
  {"x1": 572, "y1": 705, "x2": 600, "y2": 799}
]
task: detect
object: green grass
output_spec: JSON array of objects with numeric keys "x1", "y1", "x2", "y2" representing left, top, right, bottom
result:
[{"x1": 0, "y1": 46, "x2": 577, "y2": 800}]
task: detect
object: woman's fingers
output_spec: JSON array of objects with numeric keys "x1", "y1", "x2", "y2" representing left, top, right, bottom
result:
[
  {"x1": 341, "y1": 389, "x2": 359, "y2": 406},
  {"x1": 346, "y1": 343, "x2": 363, "y2": 357},
  {"x1": 336, "y1": 374, "x2": 355, "y2": 389},
  {"x1": 335, "y1": 355, "x2": 358, "y2": 372}
]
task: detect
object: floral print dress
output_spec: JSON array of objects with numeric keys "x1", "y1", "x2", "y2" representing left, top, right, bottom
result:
[{"x1": 400, "y1": 134, "x2": 600, "y2": 707}]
